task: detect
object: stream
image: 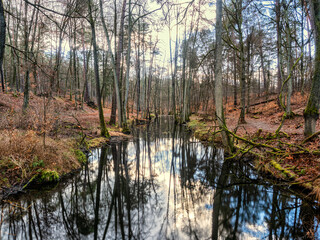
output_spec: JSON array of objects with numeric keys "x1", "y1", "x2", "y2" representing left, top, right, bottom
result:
[{"x1": 0, "y1": 116, "x2": 319, "y2": 239}]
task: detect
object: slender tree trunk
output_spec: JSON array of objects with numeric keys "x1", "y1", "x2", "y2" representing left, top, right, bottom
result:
[
  {"x1": 246, "y1": 31, "x2": 251, "y2": 114},
  {"x1": 259, "y1": 42, "x2": 267, "y2": 96},
  {"x1": 215, "y1": 0, "x2": 231, "y2": 150},
  {"x1": 286, "y1": 18, "x2": 293, "y2": 116},
  {"x1": 301, "y1": 0, "x2": 305, "y2": 94},
  {"x1": 233, "y1": 49, "x2": 237, "y2": 106},
  {"x1": 0, "y1": 0, "x2": 6, "y2": 93},
  {"x1": 146, "y1": 37, "x2": 154, "y2": 119},
  {"x1": 22, "y1": 1, "x2": 30, "y2": 111},
  {"x1": 136, "y1": 41, "x2": 141, "y2": 119},
  {"x1": 182, "y1": 30, "x2": 188, "y2": 123},
  {"x1": 115, "y1": 0, "x2": 127, "y2": 127},
  {"x1": 239, "y1": 28, "x2": 246, "y2": 123},
  {"x1": 73, "y1": 23, "x2": 78, "y2": 109},
  {"x1": 276, "y1": 0, "x2": 284, "y2": 107},
  {"x1": 100, "y1": 0, "x2": 122, "y2": 127},
  {"x1": 82, "y1": 23, "x2": 90, "y2": 103},
  {"x1": 124, "y1": 0, "x2": 132, "y2": 122},
  {"x1": 88, "y1": 0, "x2": 109, "y2": 137}
]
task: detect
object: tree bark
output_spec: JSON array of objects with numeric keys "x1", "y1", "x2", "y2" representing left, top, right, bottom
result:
[
  {"x1": 0, "y1": 0, "x2": 6, "y2": 93},
  {"x1": 116, "y1": 0, "x2": 127, "y2": 128},
  {"x1": 284, "y1": 2, "x2": 293, "y2": 116},
  {"x1": 99, "y1": 0, "x2": 122, "y2": 128},
  {"x1": 88, "y1": 0, "x2": 109, "y2": 137},
  {"x1": 233, "y1": 49, "x2": 237, "y2": 106},
  {"x1": 304, "y1": 0, "x2": 320, "y2": 136},
  {"x1": 124, "y1": 0, "x2": 132, "y2": 122},
  {"x1": 215, "y1": 0, "x2": 231, "y2": 150},
  {"x1": 82, "y1": 22, "x2": 91, "y2": 103},
  {"x1": 239, "y1": 11, "x2": 246, "y2": 124},
  {"x1": 182, "y1": 29, "x2": 188, "y2": 123},
  {"x1": 22, "y1": 1, "x2": 30, "y2": 111}
]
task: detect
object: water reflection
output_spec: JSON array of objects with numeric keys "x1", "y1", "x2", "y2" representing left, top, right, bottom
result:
[{"x1": 0, "y1": 116, "x2": 319, "y2": 239}]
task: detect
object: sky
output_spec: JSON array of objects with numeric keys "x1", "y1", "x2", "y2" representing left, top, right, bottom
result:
[{"x1": 149, "y1": 0, "x2": 216, "y2": 69}]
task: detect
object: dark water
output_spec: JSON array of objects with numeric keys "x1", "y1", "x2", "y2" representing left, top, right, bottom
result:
[{"x1": 0, "y1": 116, "x2": 319, "y2": 240}]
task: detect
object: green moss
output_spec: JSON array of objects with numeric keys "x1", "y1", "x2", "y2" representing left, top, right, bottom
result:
[
  {"x1": 31, "y1": 157, "x2": 45, "y2": 168},
  {"x1": 122, "y1": 126, "x2": 131, "y2": 134},
  {"x1": 87, "y1": 137, "x2": 109, "y2": 148},
  {"x1": 40, "y1": 170, "x2": 59, "y2": 182},
  {"x1": 74, "y1": 149, "x2": 87, "y2": 164},
  {"x1": 127, "y1": 119, "x2": 134, "y2": 127},
  {"x1": 187, "y1": 119, "x2": 206, "y2": 130},
  {"x1": 270, "y1": 160, "x2": 295, "y2": 179},
  {"x1": 304, "y1": 102, "x2": 319, "y2": 117}
]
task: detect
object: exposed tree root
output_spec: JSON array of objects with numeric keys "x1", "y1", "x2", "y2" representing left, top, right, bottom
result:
[
  {"x1": 302, "y1": 131, "x2": 320, "y2": 144},
  {"x1": 218, "y1": 124, "x2": 320, "y2": 201}
]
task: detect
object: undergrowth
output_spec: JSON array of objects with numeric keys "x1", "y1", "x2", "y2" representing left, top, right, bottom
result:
[{"x1": 0, "y1": 129, "x2": 80, "y2": 188}]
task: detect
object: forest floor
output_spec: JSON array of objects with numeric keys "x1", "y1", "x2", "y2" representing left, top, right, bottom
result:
[
  {"x1": 187, "y1": 92, "x2": 320, "y2": 202},
  {"x1": 1, "y1": 91, "x2": 319, "y2": 202},
  {"x1": 0, "y1": 92, "x2": 132, "y2": 200}
]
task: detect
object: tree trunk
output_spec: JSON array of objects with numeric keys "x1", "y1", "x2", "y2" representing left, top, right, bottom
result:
[
  {"x1": 115, "y1": 0, "x2": 127, "y2": 128},
  {"x1": 82, "y1": 23, "x2": 91, "y2": 103},
  {"x1": 182, "y1": 30, "x2": 188, "y2": 123},
  {"x1": 233, "y1": 49, "x2": 237, "y2": 106},
  {"x1": 0, "y1": 0, "x2": 6, "y2": 93},
  {"x1": 239, "y1": 29, "x2": 246, "y2": 123},
  {"x1": 22, "y1": 1, "x2": 30, "y2": 111},
  {"x1": 88, "y1": 0, "x2": 109, "y2": 137},
  {"x1": 304, "y1": 0, "x2": 320, "y2": 136},
  {"x1": 215, "y1": 0, "x2": 231, "y2": 150},
  {"x1": 286, "y1": 20, "x2": 293, "y2": 116},
  {"x1": 259, "y1": 42, "x2": 267, "y2": 96},
  {"x1": 99, "y1": 0, "x2": 122, "y2": 128},
  {"x1": 246, "y1": 33, "x2": 251, "y2": 114},
  {"x1": 136, "y1": 41, "x2": 141, "y2": 119},
  {"x1": 300, "y1": 0, "x2": 305, "y2": 94},
  {"x1": 124, "y1": 0, "x2": 132, "y2": 122}
]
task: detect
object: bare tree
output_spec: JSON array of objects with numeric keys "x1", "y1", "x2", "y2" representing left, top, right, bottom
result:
[
  {"x1": 88, "y1": 0, "x2": 109, "y2": 137},
  {"x1": 0, "y1": 0, "x2": 5, "y2": 93},
  {"x1": 224, "y1": 0, "x2": 248, "y2": 124},
  {"x1": 215, "y1": 0, "x2": 232, "y2": 150}
]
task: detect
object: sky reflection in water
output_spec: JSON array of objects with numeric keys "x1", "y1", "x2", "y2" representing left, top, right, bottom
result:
[{"x1": 0, "y1": 116, "x2": 319, "y2": 239}]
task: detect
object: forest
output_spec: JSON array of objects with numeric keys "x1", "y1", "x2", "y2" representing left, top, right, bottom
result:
[{"x1": 0, "y1": 0, "x2": 320, "y2": 239}]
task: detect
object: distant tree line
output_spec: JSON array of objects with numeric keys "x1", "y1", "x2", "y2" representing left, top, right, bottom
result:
[{"x1": 0, "y1": 0, "x2": 319, "y2": 136}]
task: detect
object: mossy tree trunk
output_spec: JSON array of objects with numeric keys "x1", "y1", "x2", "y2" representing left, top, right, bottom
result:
[{"x1": 304, "y1": 0, "x2": 320, "y2": 136}]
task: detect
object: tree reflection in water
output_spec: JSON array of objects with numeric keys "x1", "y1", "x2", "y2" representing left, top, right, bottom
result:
[{"x1": 0, "y1": 116, "x2": 319, "y2": 239}]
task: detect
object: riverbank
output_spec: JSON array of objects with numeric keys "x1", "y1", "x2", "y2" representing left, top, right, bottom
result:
[
  {"x1": 0, "y1": 92, "x2": 132, "y2": 200},
  {"x1": 186, "y1": 93, "x2": 320, "y2": 202}
]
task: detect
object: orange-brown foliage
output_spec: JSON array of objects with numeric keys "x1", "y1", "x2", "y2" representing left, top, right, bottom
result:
[{"x1": 0, "y1": 129, "x2": 80, "y2": 187}]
